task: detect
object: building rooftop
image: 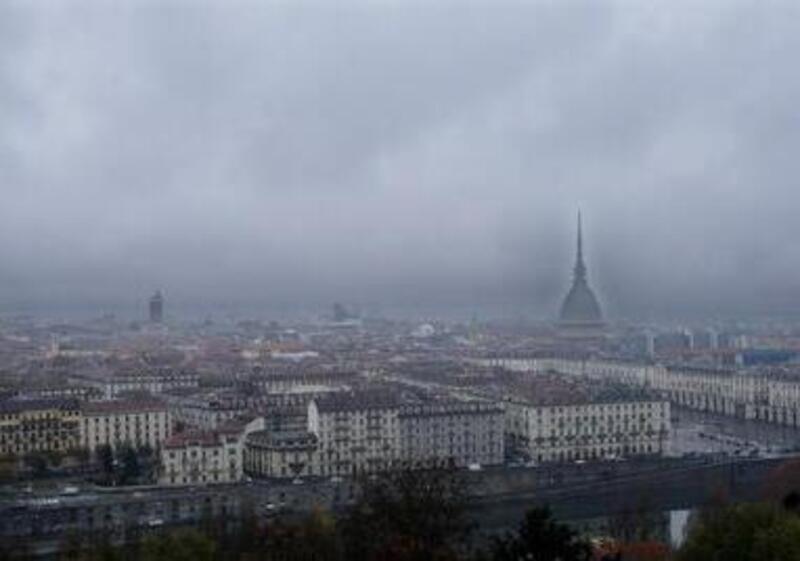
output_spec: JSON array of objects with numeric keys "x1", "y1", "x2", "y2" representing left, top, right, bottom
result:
[
  {"x1": 246, "y1": 429, "x2": 317, "y2": 448},
  {"x1": 312, "y1": 390, "x2": 402, "y2": 413},
  {"x1": 498, "y1": 373, "x2": 660, "y2": 406},
  {"x1": 0, "y1": 398, "x2": 80, "y2": 414},
  {"x1": 163, "y1": 430, "x2": 220, "y2": 449},
  {"x1": 399, "y1": 399, "x2": 503, "y2": 418},
  {"x1": 81, "y1": 399, "x2": 167, "y2": 415}
]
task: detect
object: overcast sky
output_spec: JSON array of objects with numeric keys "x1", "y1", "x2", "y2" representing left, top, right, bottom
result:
[{"x1": 1, "y1": 1, "x2": 799, "y2": 320}]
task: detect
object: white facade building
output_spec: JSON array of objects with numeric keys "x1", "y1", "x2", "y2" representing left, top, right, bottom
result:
[
  {"x1": 80, "y1": 399, "x2": 172, "y2": 452},
  {"x1": 303, "y1": 392, "x2": 506, "y2": 478},
  {"x1": 505, "y1": 398, "x2": 670, "y2": 463},
  {"x1": 481, "y1": 356, "x2": 800, "y2": 428},
  {"x1": 159, "y1": 417, "x2": 261, "y2": 486},
  {"x1": 308, "y1": 392, "x2": 400, "y2": 476},
  {"x1": 71, "y1": 371, "x2": 199, "y2": 400}
]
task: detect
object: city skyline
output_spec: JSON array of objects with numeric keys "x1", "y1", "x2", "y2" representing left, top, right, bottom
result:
[
  {"x1": 0, "y1": 208, "x2": 797, "y2": 324},
  {"x1": 3, "y1": 3, "x2": 800, "y2": 559}
]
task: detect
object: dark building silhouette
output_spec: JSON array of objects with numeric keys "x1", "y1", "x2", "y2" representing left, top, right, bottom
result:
[
  {"x1": 149, "y1": 291, "x2": 164, "y2": 323},
  {"x1": 559, "y1": 212, "x2": 604, "y2": 330},
  {"x1": 332, "y1": 302, "x2": 350, "y2": 322}
]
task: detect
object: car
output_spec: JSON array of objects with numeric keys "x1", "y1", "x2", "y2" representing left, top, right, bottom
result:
[
  {"x1": 292, "y1": 478, "x2": 304, "y2": 485},
  {"x1": 467, "y1": 463, "x2": 482, "y2": 472},
  {"x1": 330, "y1": 476, "x2": 343, "y2": 484}
]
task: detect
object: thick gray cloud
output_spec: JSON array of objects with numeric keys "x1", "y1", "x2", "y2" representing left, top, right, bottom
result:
[{"x1": 1, "y1": 0, "x2": 799, "y2": 320}]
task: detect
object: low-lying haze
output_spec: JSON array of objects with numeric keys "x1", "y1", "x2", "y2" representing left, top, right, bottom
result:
[{"x1": 1, "y1": 1, "x2": 799, "y2": 320}]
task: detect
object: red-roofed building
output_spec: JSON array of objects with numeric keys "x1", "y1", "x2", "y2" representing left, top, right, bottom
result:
[{"x1": 159, "y1": 418, "x2": 261, "y2": 486}]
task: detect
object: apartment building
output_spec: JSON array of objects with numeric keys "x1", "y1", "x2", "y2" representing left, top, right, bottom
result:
[
  {"x1": 0, "y1": 398, "x2": 81, "y2": 457},
  {"x1": 486, "y1": 355, "x2": 800, "y2": 430},
  {"x1": 308, "y1": 391, "x2": 400, "y2": 476},
  {"x1": 251, "y1": 369, "x2": 357, "y2": 394},
  {"x1": 163, "y1": 390, "x2": 246, "y2": 431},
  {"x1": 160, "y1": 428, "x2": 245, "y2": 485},
  {"x1": 505, "y1": 398, "x2": 670, "y2": 463},
  {"x1": 80, "y1": 399, "x2": 172, "y2": 452},
  {"x1": 71, "y1": 370, "x2": 199, "y2": 399},
  {"x1": 398, "y1": 400, "x2": 504, "y2": 468},
  {"x1": 244, "y1": 430, "x2": 319, "y2": 479}
]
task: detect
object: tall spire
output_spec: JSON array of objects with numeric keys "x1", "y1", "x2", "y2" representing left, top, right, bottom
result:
[
  {"x1": 560, "y1": 210, "x2": 604, "y2": 327},
  {"x1": 574, "y1": 210, "x2": 587, "y2": 282}
]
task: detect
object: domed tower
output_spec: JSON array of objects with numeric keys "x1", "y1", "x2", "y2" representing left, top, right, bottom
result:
[{"x1": 559, "y1": 212, "x2": 604, "y2": 330}]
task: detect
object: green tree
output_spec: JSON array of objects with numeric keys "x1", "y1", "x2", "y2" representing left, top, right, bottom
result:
[
  {"x1": 117, "y1": 445, "x2": 141, "y2": 485},
  {"x1": 96, "y1": 445, "x2": 114, "y2": 480},
  {"x1": 67, "y1": 447, "x2": 92, "y2": 466},
  {"x1": 0, "y1": 455, "x2": 18, "y2": 482},
  {"x1": 762, "y1": 458, "x2": 800, "y2": 514},
  {"x1": 301, "y1": 508, "x2": 341, "y2": 561},
  {"x1": 141, "y1": 529, "x2": 215, "y2": 561},
  {"x1": 608, "y1": 492, "x2": 660, "y2": 544},
  {"x1": 258, "y1": 510, "x2": 341, "y2": 561},
  {"x1": 46, "y1": 450, "x2": 64, "y2": 468},
  {"x1": 341, "y1": 465, "x2": 471, "y2": 561},
  {"x1": 0, "y1": 537, "x2": 32, "y2": 561},
  {"x1": 58, "y1": 530, "x2": 83, "y2": 561},
  {"x1": 491, "y1": 506, "x2": 592, "y2": 561},
  {"x1": 88, "y1": 533, "x2": 122, "y2": 561},
  {"x1": 678, "y1": 503, "x2": 800, "y2": 561},
  {"x1": 23, "y1": 452, "x2": 48, "y2": 478},
  {"x1": 134, "y1": 445, "x2": 157, "y2": 483}
]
